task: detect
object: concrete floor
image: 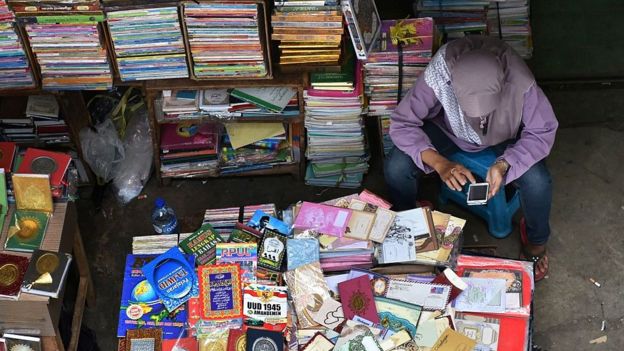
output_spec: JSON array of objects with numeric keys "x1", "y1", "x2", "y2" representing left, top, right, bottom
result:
[{"x1": 77, "y1": 86, "x2": 624, "y2": 351}]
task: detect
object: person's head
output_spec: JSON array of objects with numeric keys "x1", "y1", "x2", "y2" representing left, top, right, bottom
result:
[{"x1": 451, "y1": 48, "x2": 505, "y2": 118}]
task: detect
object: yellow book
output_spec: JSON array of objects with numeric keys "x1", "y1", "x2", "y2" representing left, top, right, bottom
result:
[{"x1": 12, "y1": 173, "x2": 53, "y2": 213}]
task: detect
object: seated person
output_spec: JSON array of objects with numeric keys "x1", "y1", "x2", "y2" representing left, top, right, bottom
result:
[{"x1": 384, "y1": 35, "x2": 558, "y2": 281}]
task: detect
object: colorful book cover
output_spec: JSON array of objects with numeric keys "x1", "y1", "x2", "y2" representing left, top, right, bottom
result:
[
  {"x1": 0, "y1": 253, "x2": 29, "y2": 299},
  {"x1": 179, "y1": 223, "x2": 224, "y2": 265},
  {"x1": 4, "y1": 210, "x2": 50, "y2": 253},
  {"x1": 243, "y1": 284, "x2": 288, "y2": 327},
  {"x1": 16, "y1": 148, "x2": 72, "y2": 191},
  {"x1": 142, "y1": 247, "x2": 199, "y2": 312},
  {"x1": 117, "y1": 254, "x2": 188, "y2": 339},
  {"x1": 257, "y1": 230, "x2": 287, "y2": 271},
  {"x1": 246, "y1": 328, "x2": 284, "y2": 351},
  {"x1": 293, "y1": 202, "x2": 352, "y2": 237},
  {"x1": 341, "y1": 0, "x2": 381, "y2": 60},
  {"x1": 0, "y1": 142, "x2": 16, "y2": 173},
  {"x1": 199, "y1": 264, "x2": 243, "y2": 320},
  {"x1": 374, "y1": 296, "x2": 423, "y2": 337},
  {"x1": 21, "y1": 249, "x2": 72, "y2": 298},
  {"x1": 229, "y1": 223, "x2": 261, "y2": 244},
  {"x1": 374, "y1": 18, "x2": 434, "y2": 53},
  {"x1": 160, "y1": 122, "x2": 219, "y2": 152},
  {"x1": 338, "y1": 275, "x2": 379, "y2": 323},
  {"x1": 247, "y1": 209, "x2": 291, "y2": 236},
  {"x1": 12, "y1": 173, "x2": 53, "y2": 213},
  {"x1": 286, "y1": 239, "x2": 319, "y2": 270},
  {"x1": 227, "y1": 329, "x2": 246, "y2": 351},
  {"x1": 216, "y1": 243, "x2": 258, "y2": 285}
]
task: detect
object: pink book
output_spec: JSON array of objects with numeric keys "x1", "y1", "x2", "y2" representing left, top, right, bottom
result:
[
  {"x1": 338, "y1": 275, "x2": 379, "y2": 323},
  {"x1": 294, "y1": 202, "x2": 352, "y2": 237},
  {"x1": 358, "y1": 190, "x2": 392, "y2": 209},
  {"x1": 160, "y1": 122, "x2": 218, "y2": 152}
]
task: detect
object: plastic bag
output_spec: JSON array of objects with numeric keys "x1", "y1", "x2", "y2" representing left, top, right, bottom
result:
[
  {"x1": 112, "y1": 105, "x2": 153, "y2": 204},
  {"x1": 79, "y1": 118, "x2": 124, "y2": 182}
]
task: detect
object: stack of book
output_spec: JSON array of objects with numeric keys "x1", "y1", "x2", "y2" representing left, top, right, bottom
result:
[
  {"x1": 182, "y1": 1, "x2": 268, "y2": 79},
  {"x1": 106, "y1": 6, "x2": 189, "y2": 81},
  {"x1": 0, "y1": 0, "x2": 35, "y2": 90},
  {"x1": 487, "y1": 0, "x2": 532, "y2": 58},
  {"x1": 364, "y1": 18, "x2": 435, "y2": 156},
  {"x1": 159, "y1": 121, "x2": 220, "y2": 178},
  {"x1": 202, "y1": 203, "x2": 277, "y2": 237},
  {"x1": 271, "y1": 0, "x2": 343, "y2": 66},
  {"x1": 26, "y1": 95, "x2": 70, "y2": 144},
  {"x1": 414, "y1": 0, "x2": 489, "y2": 40},
  {"x1": 22, "y1": 13, "x2": 113, "y2": 90},
  {"x1": 304, "y1": 59, "x2": 368, "y2": 189}
]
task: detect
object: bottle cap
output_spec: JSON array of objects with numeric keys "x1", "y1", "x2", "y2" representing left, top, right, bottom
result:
[{"x1": 155, "y1": 197, "x2": 165, "y2": 208}]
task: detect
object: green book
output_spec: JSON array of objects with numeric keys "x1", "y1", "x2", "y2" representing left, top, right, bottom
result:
[
  {"x1": 178, "y1": 223, "x2": 224, "y2": 265},
  {"x1": 4, "y1": 210, "x2": 50, "y2": 253},
  {"x1": 310, "y1": 45, "x2": 356, "y2": 86}
]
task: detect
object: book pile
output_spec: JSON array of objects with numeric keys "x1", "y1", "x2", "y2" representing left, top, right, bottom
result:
[
  {"x1": 271, "y1": 0, "x2": 343, "y2": 66},
  {"x1": 304, "y1": 60, "x2": 368, "y2": 189},
  {"x1": 159, "y1": 121, "x2": 220, "y2": 178},
  {"x1": 202, "y1": 203, "x2": 277, "y2": 237},
  {"x1": 487, "y1": 0, "x2": 532, "y2": 58},
  {"x1": 106, "y1": 6, "x2": 189, "y2": 81},
  {"x1": 114, "y1": 191, "x2": 546, "y2": 351},
  {"x1": 0, "y1": 95, "x2": 69, "y2": 144},
  {"x1": 182, "y1": 1, "x2": 268, "y2": 79},
  {"x1": 23, "y1": 14, "x2": 113, "y2": 90},
  {"x1": 414, "y1": 0, "x2": 489, "y2": 40},
  {"x1": 0, "y1": 0, "x2": 35, "y2": 90},
  {"x1": 364, "y1": 18, "x2": 435, "y2": 156}
]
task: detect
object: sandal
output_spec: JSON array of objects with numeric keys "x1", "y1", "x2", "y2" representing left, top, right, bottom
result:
[{"x1": 519, "y1": 217, "x2": 549, "y2": 282}]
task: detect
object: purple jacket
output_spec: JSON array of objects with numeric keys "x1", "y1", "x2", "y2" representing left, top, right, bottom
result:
[{"x1": 389, "y1": 76, "x2": 559, "y2": 183}]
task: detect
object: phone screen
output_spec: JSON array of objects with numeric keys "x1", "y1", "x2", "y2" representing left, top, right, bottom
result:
[{"x1": 468, "y1": 184, "x2": 488, "y2": 201}]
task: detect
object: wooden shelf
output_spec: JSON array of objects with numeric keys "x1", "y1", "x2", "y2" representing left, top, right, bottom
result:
[
  {"x1": 157, "y1": 115, "x2": 304, "y2": 124},
  {"x1": 145, "y1": 72, "x2": 306, "y2": 91}
]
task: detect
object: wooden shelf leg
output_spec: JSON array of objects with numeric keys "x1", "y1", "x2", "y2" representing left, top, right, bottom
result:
[{"x1": 73, "y1": 226, "x2": 95, "y2": 307}]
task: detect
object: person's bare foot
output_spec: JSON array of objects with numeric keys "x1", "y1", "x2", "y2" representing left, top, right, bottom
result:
[{"x1": 523, "y1": 243, "x2": 548, "y2": 279}]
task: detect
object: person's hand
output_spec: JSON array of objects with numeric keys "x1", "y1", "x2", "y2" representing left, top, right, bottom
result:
[
  {"x1": 486, "y1": 162, "x2": 506, "y2": 198},
  {"x1": 434, "y1": 159, "x2": 476, "y2": 191}
]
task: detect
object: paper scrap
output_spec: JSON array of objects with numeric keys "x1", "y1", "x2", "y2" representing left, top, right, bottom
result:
[
  {"x1": 589, "y1": 335, "x2": 607, "y2": 344},
  {"x1": 225, "y1": 122, "x2": 285, "y2": 149}
]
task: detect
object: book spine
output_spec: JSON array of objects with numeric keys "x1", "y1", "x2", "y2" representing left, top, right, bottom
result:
[
  {"x1": 271, "y1": 15, "x2": 342, "y2": 22},
  {"x1": 271, "y1": 33, "x2": 341, "y2": 42}
]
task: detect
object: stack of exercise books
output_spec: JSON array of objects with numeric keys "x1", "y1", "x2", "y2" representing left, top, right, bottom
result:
[
  {"x1": 0, "y1": 0, "x2": 35, "y2": 90},
  {"x1": 202, "y1": 203, "x2": 277, "y2": 237},
  {"x1": 364, "y1": 18, "x2": 434, "y2": 156},
  {"x1": 271, "y1": 0, "x2": 343, "y2": 66},
  {"x1": 304, "y1": 58, "x2": 368, "y2": 189},
  {"x1": 414, "y1": 0, "x2": 489, "y2": 41},
  {"x1": 159, "y1": 121, "x2": 220, "y2": 179},
  {"x1": 182, "y1": 1, "x2": 268, "y2": 79},
  {"x1": 106, "y1": 6, "x2": 189, "y2": 81},
  {"x1": 21, "y1": 12, "x2": 113, "y2": 90},
  {"x1": 487, "y1": 0, "x2": 532, "y2": 58}
]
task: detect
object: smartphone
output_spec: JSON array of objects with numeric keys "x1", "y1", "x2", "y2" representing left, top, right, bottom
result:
[{"x1": 467, "y1": 182, "x2": 489, "y2": 206}]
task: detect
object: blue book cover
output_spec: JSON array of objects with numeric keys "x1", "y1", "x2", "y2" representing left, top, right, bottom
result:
[
  {"x1": 142, "y1": 247, "x2": 200, "y2": 312},
  {"x1": 117, "y1": 254, "x2": 189, "y2": 339},
  {"x1": 247, "y1": 209, "x2": 291, "y2": 237}
]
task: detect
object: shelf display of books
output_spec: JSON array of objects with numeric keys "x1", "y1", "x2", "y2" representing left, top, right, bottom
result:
[
  {"x1": 181, "y1": 1, "x2": 270, "y2": 79},
  {"x1": 0, "y1": 0, "x2": 35, "y2": 90},
  {"x1": 487, "y1": 0, "x2": 532, "y2": 58},
  {"x1": 0, "y1": 94, "x2": 70, "y2": 145},
  {"x1": 271, "y1": 0, "x2": 344, "y2": 66},
  {"x1": 106, "y1": 6, "x2": 189, "y2": 81},
  {"x1": 414, "y1": 0, "x2": 489, "y2": 40}
]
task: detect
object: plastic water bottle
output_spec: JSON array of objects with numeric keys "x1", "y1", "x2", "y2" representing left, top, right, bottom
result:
[{"x1": 152, "y1": 197, "x2": 178, "y2": 234}]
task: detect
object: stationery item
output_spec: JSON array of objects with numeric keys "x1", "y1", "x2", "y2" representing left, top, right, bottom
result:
[
  {"x1": 392, "y1": 207, "x2": 433, "y2": 240},
  {"x1": 463, "y1": 268, "x2": 524, "y2": 310},
  {"x1": 247, "y1": 210, "x2": 291, "y2": 236},
  {"x1": 12, "y1": 173, "x2": 53, "y2": 213},
  {"x1": 243, "y1": 284, "x2": 288, "y2": 326},
  {"x1": 413, "y1": 316, "x2": 451, "y2": 348},
  {"x1": 227, "y1": 329, "x2": 246, "y2": 351},
  {"x1": 284, "y1": 262, "x2": 331, "y2": 329},
  {"x1": 343, "y1": 209, "x2": 375, "y2": 241},
  {"x1": 376, "y1": 221, "x2": 417, "y2": 264},
  {"x1": 0, "y1": 142, "x2": 16, "y2": 173},
  {"x1": 0, "y1": 253, "x2": 29, "y2": 299},
  {"x1": 379, "y1": 330, "x2": 412, "y2": 351},
  {"x1": 198, "y1": 328, "x2": 229, "y2": 351},
  {"x1": 358, "y1": 190, "x2": 392, "y2": 209},
  {"x1": 125, "y1": 328, "x2": 162, "y2": 351},
  {"x1": 415, "y1": 207, "x2": 439, "y2": 253},
  {"x1": 225, "y1": 122, "x2": 286, "y2": 150},
  {"x1": 142, "y1": 247, "x2": 199, "y2": 312},
  {"x1": 117, "y1": 255, "x2": 188, "y2": 339},
  {"x1": 374, "y1": 297, "x2": 423, "y2": 337},
  {"x1": 5, "y1": 210, "x2": 50, "y2": 253},
  {"x1": 454, "y1": 312, "x2": 500, "y2": 351},
  {"x1": 301, "y1": 333, "x2": 334, "y2": 351},
  {"x1": 454, "y1": 278, "x2": 507, "y2": 314},
  {"x1": 287, "y1": 239, "x2": 319, "y2": 270},
  {"x1": 3, "y1": 334, "x2": 41, "y2": 351},
  {"x1": 231, "y1": 87, "x2": 298, "y2": 113},
  {"x1": 258, "y1": 229, "x2": 288, "y2": 271},
  {"x1": 294, "y1": 202, "x2": 352, "y2": 237},
  {"x1": 341, "y1": 0, "x2": 381, "y2": 60},
  {"x1": 246, "y1": 328, "x2": 284, "y2": 351},
  {"x1": 16, "y1": 148, "x2": 72, "y2": 193},
  {"x1": 310, "y1": 297, "x2": 344, "y2": 330},
  {"x1": 431, "y1": 328, "x2": 477, "y2": 351},
  {"x1": 338, "y1": 275, "x2": 379, "y2": 323},
  {"x1": 348, "y1": 199, "x2": 395, "y2": 243},
  {"x1": 334, "y1": 320, "x2": 383, "y2": 351},
  {"x1": 377, "y1": 279, "x2": 451, "y2": 311},
  {"x1": 160, "y1": 122, "x2": 219, "y2": 152},
  {"x1": 217, "y1": 243, "x2": 257, "y2": 285},
  {"x1": 432, "y1": 268, "x2": 468, "y2": 302},
  {"x1": 21, "y1": 249, "x2": 72, "y2": 298},
  {"x1": 199, "y1": 264, "x2": 243, "y2": 320},
  {"x1": 179, "y1": 223, "x2": 224, "y2": 265}
]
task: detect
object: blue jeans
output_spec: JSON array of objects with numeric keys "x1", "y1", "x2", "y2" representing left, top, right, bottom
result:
[{"x1": 384, "y1": 123, "x2": 552, "y2": 245}]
